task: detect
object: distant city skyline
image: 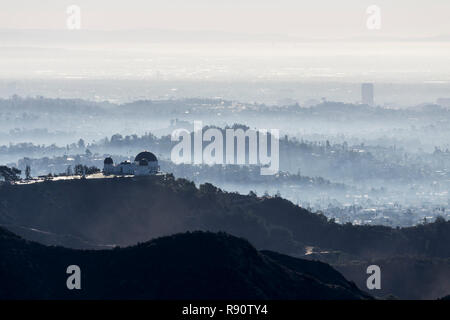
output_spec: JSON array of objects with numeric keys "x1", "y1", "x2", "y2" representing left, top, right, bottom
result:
[{"x1": 1, "y1": 1, "x2": 449, "y2": 106}]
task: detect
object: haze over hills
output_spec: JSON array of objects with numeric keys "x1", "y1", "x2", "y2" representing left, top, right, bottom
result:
[
  {"x1": 2, "y1": 176, "x2": 450, "y2": 257},
  {"x1": 2, "y1": 96, "x2": 450, "y2": 229},
  {"x1": 1, "y1": 175, "x2": 449, "y2": 299},
  {"x1": 1, "y1": 0, "x2": 450, "y2": 305}
]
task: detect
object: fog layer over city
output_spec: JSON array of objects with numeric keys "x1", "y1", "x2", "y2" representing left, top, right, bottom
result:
[
  {"x1": 1, "y1": 94, "x2": 449, "y2": 227},
  {"x1": 1, "y1": 0, "x2": 450, "y2": 227}
]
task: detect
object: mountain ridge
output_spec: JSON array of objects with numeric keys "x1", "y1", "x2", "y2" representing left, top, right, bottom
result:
[
  {"x1": 0, "y1": 227, "x2": 371, "y2": 300},
  {"x1": 1, "y1": 175, "x2": 449, "y2": 299}
]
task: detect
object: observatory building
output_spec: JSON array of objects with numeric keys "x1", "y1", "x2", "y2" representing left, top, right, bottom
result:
[{"x1": 103, "y1": 151, "x2": 159, "y2": 176}]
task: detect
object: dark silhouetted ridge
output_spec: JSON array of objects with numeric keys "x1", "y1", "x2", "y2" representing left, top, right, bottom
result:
[{"x1": 0, "y1": 227, "x2": 371, "y2": 300}]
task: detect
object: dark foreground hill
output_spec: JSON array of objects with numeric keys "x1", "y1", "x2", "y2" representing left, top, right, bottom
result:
[
  {"x1": 0, "y1": 176, "x2": 449, "y2": 299},
  {"x1": 334, "y1": 256, "x2": 450, "y2": 300},
  {"x1": 0, "y1": 227, "x2": 371, "y2": 300}
]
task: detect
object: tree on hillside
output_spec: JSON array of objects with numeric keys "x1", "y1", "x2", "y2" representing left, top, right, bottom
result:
[
  {"x1": 78, "y1": 139, "x2": 85, "y2": 149},
  {"x1": 74, "y1": 164, "x2": 84, "y2": 176},
  {"x1": 74, "y1": 164, "x2": 100, "y2": 176},
  {"x1": 85, "y1": 166, "x2": 100, "y2": 175},
  {"x1": 25, "y1": 165, "x2": 31, "y2": 180},
  {"x1": 0, "y1": 166, "x2": 22, "y2": 183}
]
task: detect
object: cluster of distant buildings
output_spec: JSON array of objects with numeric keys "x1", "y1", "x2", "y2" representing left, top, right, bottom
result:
[{"x1": 360, "y1": 83, "x2": 450, "y2": 108}]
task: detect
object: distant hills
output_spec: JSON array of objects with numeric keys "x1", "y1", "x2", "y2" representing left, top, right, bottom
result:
[
  {"x1": 1, "y1": 29, "x2": 449, "y2": 45},
  {"x1": 0, "y1": 176, "x2": 449, "y2": 299},
  {"x1": 0, "y1": 227, "x2": 371, "y2": 300},
  {"x1": 1, "y1": 176, "x2": 449, "y2": 258}
]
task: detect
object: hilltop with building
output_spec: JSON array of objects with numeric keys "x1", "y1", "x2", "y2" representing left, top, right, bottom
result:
[{"x1": 103, "y1": 151, "x2": 160, "y2": 176}]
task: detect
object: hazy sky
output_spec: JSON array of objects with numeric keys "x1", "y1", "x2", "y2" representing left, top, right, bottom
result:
[
  {"x1": 1, "y1": 0, "x2": 449, "y2": 38},
  {"x1": 1, "y1": 0, "x2": 449, "y2": 89}
]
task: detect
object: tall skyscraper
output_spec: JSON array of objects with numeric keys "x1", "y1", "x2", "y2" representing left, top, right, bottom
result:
[{"x1": 361, "y1": 83, "x2": 374, "y2": 106}]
